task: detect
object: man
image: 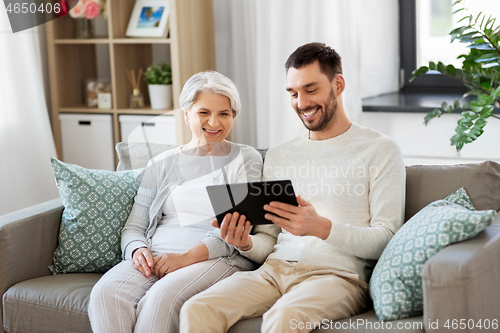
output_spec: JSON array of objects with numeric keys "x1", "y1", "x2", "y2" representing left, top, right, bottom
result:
[{"x1": 180, "y1": 42, "x2": 405, "y2": 333}]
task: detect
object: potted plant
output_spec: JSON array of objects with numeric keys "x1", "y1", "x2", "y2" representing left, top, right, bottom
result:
[
  {"x1": 144, "y1": 62, "x2": 173, "y2": 109},
  {"x1": 410, "y1": 0, "x2": 500, "y2": 151}
]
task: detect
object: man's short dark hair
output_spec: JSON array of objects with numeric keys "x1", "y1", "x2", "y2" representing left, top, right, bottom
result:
[{"x1": 285, "y1": 42, "x2": 342, "y2": 81}]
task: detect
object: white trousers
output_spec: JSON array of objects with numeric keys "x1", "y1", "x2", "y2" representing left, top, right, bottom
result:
[
  {"x1": 180, "y1": 259, "x2": 369, "y2": 333},
  {"x1": 88, "y1": 258, "x2": 238, "y2": 333}
]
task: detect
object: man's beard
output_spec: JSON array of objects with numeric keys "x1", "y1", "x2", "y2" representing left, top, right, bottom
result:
[{"x1": 297, "y1": 88, "x2": 337, "y2": 132}]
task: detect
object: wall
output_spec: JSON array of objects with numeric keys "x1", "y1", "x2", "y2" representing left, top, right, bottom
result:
[{"x1": 360, "y1": 112, "x2": 500, "y2": 166}]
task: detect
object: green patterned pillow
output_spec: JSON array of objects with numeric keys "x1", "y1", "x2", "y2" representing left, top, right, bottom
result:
[
  {"x1": 50, "y1": 158, "x2": 142, "y2": 274},
  {"x1": 370, "y1": 187, "x2": 496, "y2": 321}
]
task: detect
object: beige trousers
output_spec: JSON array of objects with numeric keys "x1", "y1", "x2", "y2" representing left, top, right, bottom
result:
[
  {"x1": 180, "y1": 259, "x2": 369, "y2": 333},
  {"x1": 88, "y1": 258, "x2": 238, "y2": 333}
]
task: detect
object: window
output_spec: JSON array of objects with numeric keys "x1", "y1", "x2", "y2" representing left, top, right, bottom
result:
[
  {"x1": 416, "y1": 0, "x2": 469, "y2": 68},
  {"x1": 401, "y1": 0, "x2": 500, "y2": 92},
  {"x1": 400, "y1": 0, "x2": 466, "y2": 92}
]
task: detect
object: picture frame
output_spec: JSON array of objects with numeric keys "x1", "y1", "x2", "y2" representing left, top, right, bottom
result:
[
  {"x1": 125, "y1": 0, "x2": 170, "y2": 38},
  {"x1": 97, "y1": 93, "x2": 113, "y2": 109}
]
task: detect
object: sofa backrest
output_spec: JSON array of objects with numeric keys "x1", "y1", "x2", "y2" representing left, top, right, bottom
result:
[
  {"x1": 115, "y1": 142, "x2": 178, "y2": 171},
  {"x1": 405, "y1": 161, "x2": 500, "y2": 221},
  {"x1": 115, "y1": 143, "x2": 500, "y2": 221},
  {"x1": 116, "y1": 142, "x2": 269, "y2": 171}
]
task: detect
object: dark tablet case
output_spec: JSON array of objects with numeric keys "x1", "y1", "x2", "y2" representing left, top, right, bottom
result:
[{"x1": 206, "y1": 180, "x2": 298, "y2": 225}]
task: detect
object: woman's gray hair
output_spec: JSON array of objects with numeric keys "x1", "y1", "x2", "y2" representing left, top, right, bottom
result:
[{"x1": 179, "y1": 71, "x2": 241, "y2": 117}]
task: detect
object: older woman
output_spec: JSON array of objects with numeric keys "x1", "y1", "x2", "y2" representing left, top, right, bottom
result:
[{"x1": 88, "y1": 71, "x2": 276, "y2": 333}]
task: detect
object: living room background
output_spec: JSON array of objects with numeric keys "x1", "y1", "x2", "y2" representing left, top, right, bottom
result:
[{"x1": 0, "y1": 0, "x2": 499, "y2": 217}]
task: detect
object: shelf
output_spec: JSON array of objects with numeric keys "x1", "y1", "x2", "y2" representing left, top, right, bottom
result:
[
  {"x1": 55, "y1": 38, "x2": 174, "y2": 45},
  {"x1": 47, "y1": 0, "x2": 215, "y2": 163},
  {"x1": 54, "y1": 38, "x2": 111, "y2": 44},
  {"x1": 112, "y1": 38, "x2": 172, "y2": 44},
  {"x1": 116, "y1": 108, "x2": 177, "y2": 115},
  {"x1": 59, "y1": 106, "x2": 114, "y2": 113},
  {"x1": 59, "y1": 106, "x2": 177, "y2": 115}
]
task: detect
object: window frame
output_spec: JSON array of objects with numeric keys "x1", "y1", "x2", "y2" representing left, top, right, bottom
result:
[{"x1": 399, "y1": 0, "x2": 467, "y2": 93}]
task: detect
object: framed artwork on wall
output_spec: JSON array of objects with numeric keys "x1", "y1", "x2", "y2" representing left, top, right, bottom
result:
[{"x1": 125, "y1": 0, "x2": 170, "y2": 38}]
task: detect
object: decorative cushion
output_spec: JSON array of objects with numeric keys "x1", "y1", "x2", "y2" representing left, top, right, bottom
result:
[
  {"x1": 50, "y1": 158, "x2": 142, "y2": 274},
  {"x1": 370, "y1": 187, "x2": 497, "y2": 321}
]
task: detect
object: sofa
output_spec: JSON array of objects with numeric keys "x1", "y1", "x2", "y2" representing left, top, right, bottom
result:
[{"x1": 1, "y1": 143, "x2": 499, "y2": 333}]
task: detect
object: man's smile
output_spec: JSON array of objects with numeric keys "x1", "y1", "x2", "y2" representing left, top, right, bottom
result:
[{"x1": 302, "y1": 107, "x2": 320, "y2": 120}]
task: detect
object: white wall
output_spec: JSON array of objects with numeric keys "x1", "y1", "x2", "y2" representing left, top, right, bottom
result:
[{"x1": 360, "y1": 112, "x2": 500, "y2": 166}]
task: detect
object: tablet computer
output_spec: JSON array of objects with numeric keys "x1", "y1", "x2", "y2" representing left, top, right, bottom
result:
[{"x1": 206, "y1": 180, "x2": 298, "y2": 225}]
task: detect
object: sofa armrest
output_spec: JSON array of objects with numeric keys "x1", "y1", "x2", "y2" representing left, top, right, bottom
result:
[
  {"x1": 422, "y1": 214, "x2": 500, "y2": 332},
  {"x1": 0, "y1": 198, "x2": 62, "y2": 296}
]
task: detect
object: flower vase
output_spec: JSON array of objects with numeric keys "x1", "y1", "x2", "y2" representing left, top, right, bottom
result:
[{"x1": 76, "y1": 18, "x2": 94, "y2": 39}]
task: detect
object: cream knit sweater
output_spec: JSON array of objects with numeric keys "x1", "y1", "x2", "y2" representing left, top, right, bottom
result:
[{"x1": 259, "y1": 123, "x2": 406, "y2": 282}]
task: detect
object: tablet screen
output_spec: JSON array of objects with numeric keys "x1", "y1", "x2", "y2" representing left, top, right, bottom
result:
[{"x1": 206, "y1": 180, "x2": 298, "y2": 225}]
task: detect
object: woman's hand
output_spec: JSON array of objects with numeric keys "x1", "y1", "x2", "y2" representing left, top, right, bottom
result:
[
  {"x1": 212, "y1": 212, "x2": 253, "y2": 251},
  {"x1": 153, "y1": 242, "x2": 209, "y2": 278},
  {"x1": 152, "y1": 253, "x2": 185, "y2": 278},
  {"x1": 132, "y1": 247, "x2": 154, "y2": 277}
]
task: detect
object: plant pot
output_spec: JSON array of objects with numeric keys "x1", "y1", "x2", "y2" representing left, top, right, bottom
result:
[{"x1": 148, "y1": 84, "x2": 173, "y2": 109}]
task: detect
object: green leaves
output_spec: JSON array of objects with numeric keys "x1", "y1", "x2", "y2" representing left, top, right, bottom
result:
[
  {"x1": 469, "y1": 100, "x2": 483, "y2": 112},
  {"x1": 424, "y1": 91, "x2": 498, "y2": 151},
  {"x1": 143, "y1": 62, "x2": 172, "y2": 85},
  {"x1": 418, "y1": 0, "x2": 500, "y2": 151},
  {"x1": 480, "y1": 105, "x2": 494, "y2": 118},
  {"x1": 450, "y1": 115, "x2": 487, "y2": 151},
  {"x1": 477, "y1": 93, "x2": 496, "y2": 105},
  {"x1": 409, "y1": 66, "x2": 429, "y2": 82},
  {"x1": 475, "y1": 53, "x2": 498, "y2": 62},
  {"x1": 423, "y1": 108, "x2": 443, "y2": 126},
  {"x1": 450, "y1": 26, "x2": 468, "y2": 42}
]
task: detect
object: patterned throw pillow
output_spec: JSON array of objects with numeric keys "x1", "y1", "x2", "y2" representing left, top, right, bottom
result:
[
  {"x1": 50, "y1": 158, "x2": 142, "y2": 274},
  {"x1": 370, "y1": 187, "x2": 496, "y2": 321}
]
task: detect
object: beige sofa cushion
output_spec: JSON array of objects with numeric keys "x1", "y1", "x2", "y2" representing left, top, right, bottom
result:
[
  {"x1": 115, "y1": 142, "x2": 177, "y2": 171},
  {"x1": 2, "y1": 273, "x2": 102, "y2": 333},
  {"x1": 405, "y1": 161, "x2": 500, "y2": 221},
  {"x1": 229, "y1": 310, "x2": 424, "y2": 333}
]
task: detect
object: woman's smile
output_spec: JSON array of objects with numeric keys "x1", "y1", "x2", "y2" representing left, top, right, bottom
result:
[{"x1": 185, "y1": 91, "x2": 233, "y2": 146}]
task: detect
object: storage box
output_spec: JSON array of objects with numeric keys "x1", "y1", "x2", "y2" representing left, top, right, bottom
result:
[
  {"x1": 59, "y1": 114, "x2": 115, "y2": 171},
  {"x1": 119, "y1": 115, "x2": 177, "y2": 145}
]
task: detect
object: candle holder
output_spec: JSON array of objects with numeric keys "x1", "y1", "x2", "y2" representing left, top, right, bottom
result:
[
  {"x1": 126, "y1": 69, "x2": 144, "y2": 109},
  {"x1": 130, "y1": 89, "x2": 144, "y2": 109}
]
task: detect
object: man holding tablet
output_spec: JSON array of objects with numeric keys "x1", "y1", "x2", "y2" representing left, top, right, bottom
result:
[{"x1": 181, "y1": 43, "x2": 405, "y2": 332}]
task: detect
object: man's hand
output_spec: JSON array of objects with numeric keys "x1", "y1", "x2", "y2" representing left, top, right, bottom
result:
[
  {"x1": 211, "y1": 212, "x2": 253, "y2": 251},
  {"x1": 132, "y1": 247, "x2": 154, "y2": 277},
  {"x1": 263, "y1": 195, "x2": 331, "y2": 240}
]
